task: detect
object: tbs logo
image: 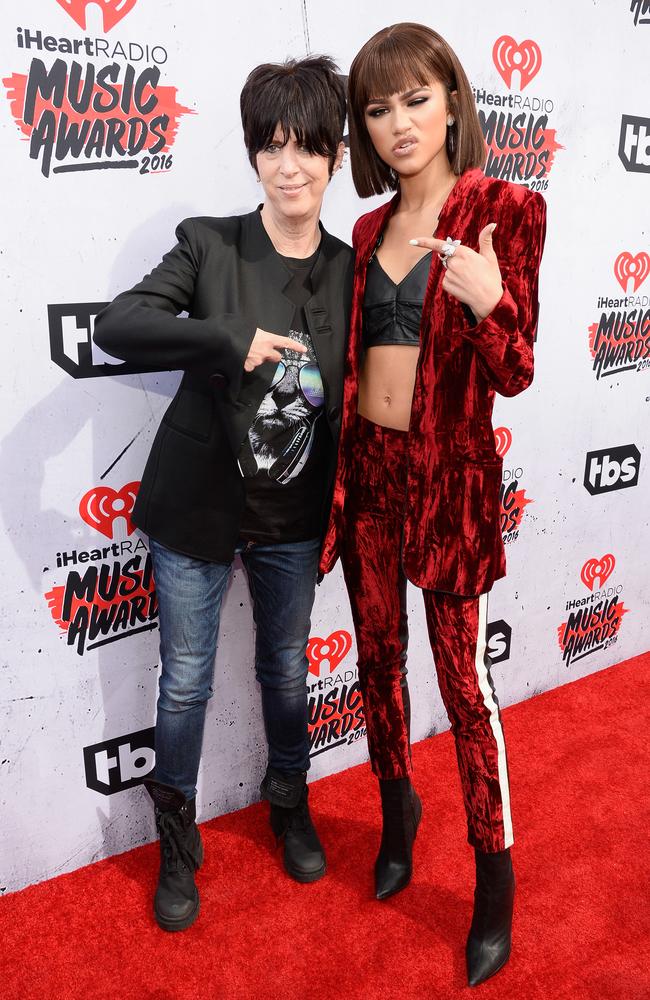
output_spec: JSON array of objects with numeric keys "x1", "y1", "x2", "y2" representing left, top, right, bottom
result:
[
  {"x1": 48, "y1": 303, "x2": 163, "y2": 378},
  {"x1": 618, "y1": 115, "x2": 650, "y2": 173},
  {"x1": 486, "y1": 619, "x2": 512, "y2": 665},
  {"x1": 584, "y1": 445, "x2": 641, "y2": 495},
  {"x1": 84, "y1": 728, "x2": 155, "y2": 795}
]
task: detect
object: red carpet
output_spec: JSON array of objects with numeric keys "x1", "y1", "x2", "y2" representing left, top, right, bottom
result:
[{"x1": 3, "y1": 653, "x2": 650, "y2": 1000}]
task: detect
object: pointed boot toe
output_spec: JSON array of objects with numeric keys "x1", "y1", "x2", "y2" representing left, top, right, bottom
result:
[
  {"x1": 466, "y1": 848, "x2": 515, "y2": 986},
  {"x1": 466, "y1": 932, "x2": 511, "y2": 987}
]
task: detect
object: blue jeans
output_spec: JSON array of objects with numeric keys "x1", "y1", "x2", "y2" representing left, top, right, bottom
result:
[{"x1": 149, "y1": 536, "x2": 320, "y2": 800}]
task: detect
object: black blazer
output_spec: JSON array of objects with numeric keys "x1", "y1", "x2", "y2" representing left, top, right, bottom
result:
[{"x1": 93, "y1": 208, "x2": 354, "y2": 562}]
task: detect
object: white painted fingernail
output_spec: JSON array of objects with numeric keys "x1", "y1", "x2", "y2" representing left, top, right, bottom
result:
[{"x1": 408, "y1": 239, "x2": 419, "y2": 246}]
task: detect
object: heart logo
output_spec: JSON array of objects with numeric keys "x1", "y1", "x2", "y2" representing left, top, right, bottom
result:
[
  {"x1": 493, "y1": 36, "x2": 542, "y2": 90},
  {"x1": 55, "y1": 0, "x2": 139, "y2": 33},
  {"x1": 614, "y1": 252, "x2": 650, "y2": 293},
  {"x1": 79, "y1": 482, "x2": 140, "y2": 539},
  {"x1": 307, "y1": 630, "x2": 352, "y2": 677},
  {"x1": 580, "y1": 554, "x2": 616, "y2": 592},
  {"x1": 494, "y1": 426, "x2": 513, "y2": 458}
]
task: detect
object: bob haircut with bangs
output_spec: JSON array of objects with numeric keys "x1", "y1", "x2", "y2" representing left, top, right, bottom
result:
[
  {"x1": 348, "y1": 23, "x2": 486, "y2": 197},
  {"x1": 240, "y1": 55, "x2": 346, "y2": 176}
]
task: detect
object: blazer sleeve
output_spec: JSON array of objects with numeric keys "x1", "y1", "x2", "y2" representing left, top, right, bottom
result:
[
  {"x1": 459, "y1": 191, "x2": 547, "y2": 397},
  {"x1": 93, "y1": 218, "x2": 255, "y2": 397}
]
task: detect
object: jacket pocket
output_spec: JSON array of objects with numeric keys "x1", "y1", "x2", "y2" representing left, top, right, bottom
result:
[{"x1": 162, "y1": 382, "x2": 215, "y2": 443}]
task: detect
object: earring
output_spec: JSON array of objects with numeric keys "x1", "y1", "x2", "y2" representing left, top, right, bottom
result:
[{"x1": 447, "y1": 116, "x2": 455, "y2": 127}]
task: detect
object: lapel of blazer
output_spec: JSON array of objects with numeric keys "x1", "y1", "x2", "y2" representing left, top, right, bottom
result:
[
  {"x1": 344, "y1": 197, "x2": 396, "y2": 408},
  {"x1": 417, "y1": 167, "x2": 485, "y2": 357}
]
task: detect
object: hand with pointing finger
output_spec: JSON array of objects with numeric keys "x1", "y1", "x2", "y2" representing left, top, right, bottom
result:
[
  {"x1": 244, "y1": 329, "x2": 307, "y2": 372},
  {"x1": 409, "y1": 223, "x2": 503, "y2": 323}
]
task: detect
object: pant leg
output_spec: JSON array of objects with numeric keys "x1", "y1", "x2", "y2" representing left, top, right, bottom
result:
[
  {"x1": 241, "y1": 536, "x2": 320, "y2": 774},
  {"x1": 340, "y1": 415, "x2": 412, "y2": 780},
  {"x1": 150, "y1": 538, "x2": 231, "y2": 800},
  {"x1": 423, "y1": 589, "x2": 513, "y2": 852}
]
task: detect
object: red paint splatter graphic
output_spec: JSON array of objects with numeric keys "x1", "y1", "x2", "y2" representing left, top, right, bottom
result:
[
  {"x1": 557, "y1": 599, "x2": 628, "y2": 663},
  {"x1": 45, "y1": 556, "x2": 157, "y2": 655},
  {"x1": 483, "y1": 118, "x2": 564, "y2": 181},
  {"x1": 500, "y1": 483, "x2": 533, "y2": 537},
  {"x1": 3, "y1": 58, "x2": 194, "y2": 177},
  {"x1": 588, "y1": 310, "x2": 650, "y2": 379}
]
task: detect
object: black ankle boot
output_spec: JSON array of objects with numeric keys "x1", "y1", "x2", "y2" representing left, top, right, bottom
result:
[
  {"x1": 466, "y1": 848, "x2": 515, "y2": 986},
  {"x1": 374, "y1": 777, "x2": 422, "y2": 900},
  {"x1": 261, "y1": 768, "x2": 326, "y2": 883},
  {"x1": 144, "y1": 779, "x2": 204, "y2": 932}
]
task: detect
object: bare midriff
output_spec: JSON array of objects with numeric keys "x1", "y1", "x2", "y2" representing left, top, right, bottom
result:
[
  {"x1": 355, "y1": 171, "x2": 460, "y2": 432},
  {"x1": 357, "y1": 344, "x2": 420, "y2": 432}
]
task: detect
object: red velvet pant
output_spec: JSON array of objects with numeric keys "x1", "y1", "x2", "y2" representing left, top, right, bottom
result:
[{"x1": 340, "y1": 415, "x2": 513, "y2": 852}]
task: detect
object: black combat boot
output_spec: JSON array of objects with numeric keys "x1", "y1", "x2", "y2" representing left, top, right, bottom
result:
[
  {"x1": 466, "y1": 848, "x2": 515, "y2": 986},
  {"x1": 144, "y1": 779, "x2": 204, "y2": 932},
  {"x1": 374, "y1": 777, "x2": 422, "y2": 899},
  {"x1": 261, "y1": 767, "x2": 326, "y2": 883}
]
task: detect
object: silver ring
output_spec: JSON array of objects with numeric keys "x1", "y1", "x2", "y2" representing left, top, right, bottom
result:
[{"x1": 439, "y1": 236, "x2": 461, "y2": 264}]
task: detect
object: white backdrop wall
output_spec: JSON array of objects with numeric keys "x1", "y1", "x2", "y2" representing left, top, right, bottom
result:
[{"x1": 1, "y1": 1, "x2": 649, "y2": 894}]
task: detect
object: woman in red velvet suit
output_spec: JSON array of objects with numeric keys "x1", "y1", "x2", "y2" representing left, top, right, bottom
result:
[{"x1": 319, "y1": 23, "x2": 546, "y2": 986}]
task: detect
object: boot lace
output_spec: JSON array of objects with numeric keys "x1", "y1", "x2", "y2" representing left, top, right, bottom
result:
[{"x1": 158, "y1": 810, "x2": 197, "y2": 874}]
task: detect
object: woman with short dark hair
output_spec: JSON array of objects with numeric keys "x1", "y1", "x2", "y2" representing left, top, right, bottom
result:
[
  {"x1": 320, "y1": 23, "x2": 546, "y2": 986},
  {"x1": 94, "y1": 55, "x2": 352, "y2": 932}
]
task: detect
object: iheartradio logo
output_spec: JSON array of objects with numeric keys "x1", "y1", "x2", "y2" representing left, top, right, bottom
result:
[
  {"x1": 580, "y1": 555, "x2": 615, "y2": 592},
  {"x1": 79, "y1": 483, "x2": 139, "y2": 539},
  {"x1": 492, "y1": 36, "x2": 542, "y2": 90},
  {"x1": 307, "y1": 630, "x2": 352, "y2": 677},
  {"x1": 494, "y1": 426, "x2": 513, "y2": 458},
  {"x1": 54, "y1": 0, "x2": 138, "y2": 32},
  {"x1": 613, "y1": 252, "x2": 650, "y2": 293}
]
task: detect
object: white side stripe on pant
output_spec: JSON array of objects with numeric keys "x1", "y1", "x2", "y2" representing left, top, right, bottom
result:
[{"x1": 474, "y1": 593, "x2": 514, "y2": 848}]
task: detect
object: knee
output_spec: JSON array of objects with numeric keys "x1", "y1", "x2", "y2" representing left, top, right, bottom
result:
[
  {"x1": 445, "y1": 698, "x2": 495, "y2": 739},
  {"x1": 158, "y1": 663, "x2": 214, "y2": 713},
  {"x1": 255, "y1": 650, "x2": 307, "y2": 691}
]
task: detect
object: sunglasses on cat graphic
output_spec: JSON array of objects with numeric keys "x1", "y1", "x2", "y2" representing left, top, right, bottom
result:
[{"x1": 269, "y1": 360, "x2": 324, "y2": 408}]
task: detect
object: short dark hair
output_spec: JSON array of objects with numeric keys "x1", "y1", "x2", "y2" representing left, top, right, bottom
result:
[
  {"x1": 240, "y1": 55, "x2": 346, "y2": 174},
  {"x1": 348, "y1": 23, "x2": 486, "y2": 197}
]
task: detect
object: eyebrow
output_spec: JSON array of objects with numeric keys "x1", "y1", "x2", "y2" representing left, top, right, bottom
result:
[{"x1": 366, "y1": 87, "x2": 431, "y2": 106}]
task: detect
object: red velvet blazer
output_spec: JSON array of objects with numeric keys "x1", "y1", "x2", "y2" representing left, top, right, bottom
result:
[{"x1": 319, "y1": 167, "x2": 547, "y2": 597}]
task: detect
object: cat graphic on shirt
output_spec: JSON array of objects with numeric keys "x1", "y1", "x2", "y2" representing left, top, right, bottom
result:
[{"x1": 245, "y1": 328, "x2": 323, "y2": 482}]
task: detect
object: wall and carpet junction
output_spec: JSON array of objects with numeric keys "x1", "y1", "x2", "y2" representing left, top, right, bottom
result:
[{"x1": 1, "y1": 0, "x2": 649, "y2": 894}]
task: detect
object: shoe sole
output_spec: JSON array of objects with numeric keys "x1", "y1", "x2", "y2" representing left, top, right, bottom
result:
[
  {"x1": 285, "y1": 860, "x2": 327, "y2": 884},
  {"x1": 154, "y1": 897, "x2": 200, "y2": 933},
  {"x1": 154, "y1": 838, "x2": 203, "y2": 932}
]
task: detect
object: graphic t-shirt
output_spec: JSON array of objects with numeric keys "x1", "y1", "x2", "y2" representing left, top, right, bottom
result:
[{"x1": 238, "y1": 247, "x2": 330, "y2": 543}]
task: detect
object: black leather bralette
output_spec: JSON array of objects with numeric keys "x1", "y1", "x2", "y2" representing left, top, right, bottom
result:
[{"x1": 362, "y1": 249, "x2": 432, "y2": 349}]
